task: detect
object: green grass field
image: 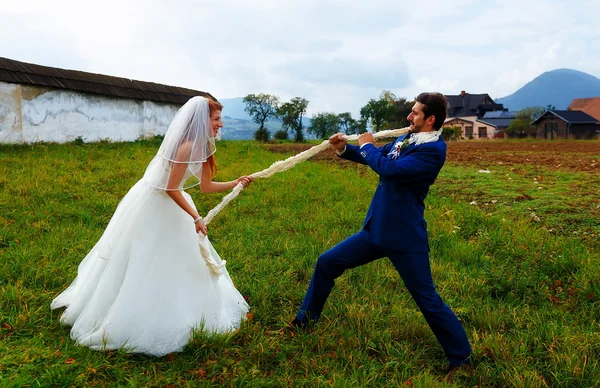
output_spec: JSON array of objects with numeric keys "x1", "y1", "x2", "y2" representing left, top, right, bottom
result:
[{"x1": 1, "y1": 139, "x2": 599, "y2": 387}]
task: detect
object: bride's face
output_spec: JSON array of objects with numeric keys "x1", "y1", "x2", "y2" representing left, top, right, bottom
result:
[{"x1": 210, "y1": 110, "x2": 223, "y2": 137}]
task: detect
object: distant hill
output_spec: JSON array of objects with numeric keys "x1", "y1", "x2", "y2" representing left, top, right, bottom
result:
[
  {"x1": 218, "y1": 97, "x2": 313, "y2": 140},
  {"x1": 497, "y1": 69, "x2": 600, "y2": 111},
  {"x1": 220, "y1": 117, "x2": 289, "y2": 141},
  {"x1": 219, "y1": 97, "x2": 253, "y2": 121}
]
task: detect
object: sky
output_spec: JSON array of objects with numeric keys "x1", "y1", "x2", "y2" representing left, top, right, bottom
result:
[{"x1": 2, "y1": 0, "x2": 599, "y2": 117}]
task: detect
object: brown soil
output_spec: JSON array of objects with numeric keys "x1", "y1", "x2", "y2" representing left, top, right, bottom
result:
[{"x1": 265, "y1": 140, "x2": 600, "y2": 172}]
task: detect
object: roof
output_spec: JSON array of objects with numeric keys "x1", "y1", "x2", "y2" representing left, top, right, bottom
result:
[
  {"x1": 0, "y1": 56, "x2": 214, "y2": 105},
  {"x1": 568, "y1": 97, "x2": 600, "y2": 121},
  {"x1": 444, "y1": 117, "x2": 474, "y2": 125},
  {"x1": 476, "y1": 117, "x2": 515, "y2": 129},
  {"x1": 444, "y1": 93, "x2": 501, "y2": 117},
  {"x1": 531, "y1": 110, "x2": 600, "y2": 125},
  {"x1": 481, "y1": 110, "x2": 517, "y2": 119}
]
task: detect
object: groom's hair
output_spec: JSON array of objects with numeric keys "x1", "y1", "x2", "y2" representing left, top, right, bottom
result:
[{"x1": 416, "y1": 92, "x2": 447, "y2": 130}]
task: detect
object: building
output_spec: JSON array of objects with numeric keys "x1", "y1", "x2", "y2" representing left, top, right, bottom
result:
[
  {"x1": 444, "y1": 91, "x2": 507, "y2": 139},
  {"x1": 475, "y1": 111, "x2": 517, "y2": 138},
  {"x1": 0, "y1": 57, "x2": 213, "y2": 144},
  {"x1": 568, "y1": 97, "x2": 600, "y2": 121},
  {"x1": 531, "y1": 110, "x2": 600, "y2": 139}
]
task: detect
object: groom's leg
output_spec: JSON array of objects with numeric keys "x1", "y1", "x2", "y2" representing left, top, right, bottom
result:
[
  {"x1": 296, "y1": 229, "x2": 383, "y2": 324},
  {"x1": 388, "y1": 251, "x2": 472, "y2": 367}
]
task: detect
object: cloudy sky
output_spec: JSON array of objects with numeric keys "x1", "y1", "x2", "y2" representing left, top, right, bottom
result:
[{"x1": 2, "y1": 0, "x2": 599, "y2": 117}]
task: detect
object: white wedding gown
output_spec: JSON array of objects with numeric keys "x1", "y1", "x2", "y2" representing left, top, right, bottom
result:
[{"x1": 51, "y1": 178, "x2": 249, "y2": 357}]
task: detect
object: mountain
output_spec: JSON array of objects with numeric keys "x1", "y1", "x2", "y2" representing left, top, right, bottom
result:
[
  {"x1": 220, "y1": 117, "x2": 289, "y2": 140},
  {"x1": 218, "y1": 97, "x2": 313, "y2": 140},
  {"x1": 496, "y1": 69, "x2": 600, "y2": 111},
  {"x1": 219, "y1": 97, "x2": 253, "y2": 121}
]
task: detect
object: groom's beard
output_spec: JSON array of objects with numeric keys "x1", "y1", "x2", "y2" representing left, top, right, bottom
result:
[
  {"x1": 409, "y1": 122, "x2": 433, "y2": 134},
  {"x1": 409, "y1": 122, "x2": 421, "y2": 134}
]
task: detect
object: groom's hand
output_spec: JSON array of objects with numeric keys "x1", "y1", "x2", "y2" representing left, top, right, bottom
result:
[
  {"x1": 358, "y1": 132, "x2": 375, "y2": 147},
  {"x1": 329, "y1": 132, "x2": 347, "y2": 152}
]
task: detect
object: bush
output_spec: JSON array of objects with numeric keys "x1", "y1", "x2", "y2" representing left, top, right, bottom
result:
[
  {"x1": 274, "y1": 130, "x2": 288, "y2": 140},
  {"x1": 71, "y1": 136, "x2": 85, "y2": 146},
  {"x1": 442, "y1": 126, "x2": 460, "y2": 141},
  {"x1": 254, "y1": 127, "x2": 271, "y2": 142}
]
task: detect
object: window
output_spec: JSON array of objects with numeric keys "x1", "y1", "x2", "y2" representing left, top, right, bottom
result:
[
  {"x1": 478, "y1": 127, "x2": 487, "y2": 138},
  {"x1": 465, "y1": 126, "x2": 473, "y2": 139}
]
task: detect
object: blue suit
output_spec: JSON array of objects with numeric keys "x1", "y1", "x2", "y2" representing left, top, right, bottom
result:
[{"x1": 296, "y1": 134, "x2": 472, "y2": 367}]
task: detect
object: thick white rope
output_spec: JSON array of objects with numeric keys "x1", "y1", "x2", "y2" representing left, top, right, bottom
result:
[{"x1": 199, "y1": 127, "x2": 410, "y2": 276}]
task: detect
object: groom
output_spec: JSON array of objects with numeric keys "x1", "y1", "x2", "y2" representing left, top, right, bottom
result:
[{"x1": 289, "y1": 92, "x2": 472, "y2": 371}]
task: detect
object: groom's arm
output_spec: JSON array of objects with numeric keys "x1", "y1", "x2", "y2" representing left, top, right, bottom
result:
[
  {"x1": 338, "y1": 143, "x2": 367, "y2": 165},
  {"x1": 339, "y1": 142, "x2": 393, "y2": 165},
  {"x1": 359, "y1": 142, "x2": 445, "y2": 183}
]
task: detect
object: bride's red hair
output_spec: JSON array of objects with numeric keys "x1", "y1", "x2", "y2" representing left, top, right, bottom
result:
[{"x1": 206, "y1": 98, "x2": 223, "y2": 178}]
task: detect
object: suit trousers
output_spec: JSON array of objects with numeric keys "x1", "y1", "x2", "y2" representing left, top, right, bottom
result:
[{"x1": 296, "y1": 229, "x2": 472, "y2": 366}]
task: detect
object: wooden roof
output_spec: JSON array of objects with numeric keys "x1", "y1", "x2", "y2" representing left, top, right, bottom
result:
[{"x1": 0, "y1": 56, "x2": 214, "y2": 105}]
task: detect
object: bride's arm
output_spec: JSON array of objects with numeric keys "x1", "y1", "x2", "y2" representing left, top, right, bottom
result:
[
  {"x1": 165, "y1": 146, "x2": 207, "y2": 234},
  {"x1": 199, "y1": 163, "x2": 252, "y2": 193}
]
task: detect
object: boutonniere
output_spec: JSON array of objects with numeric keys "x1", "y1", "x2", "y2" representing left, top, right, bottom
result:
[
  {"x1": 389, "y1": 138, "x2": 410, "y2": 160},
  {"x1": 399, "y1": 137, "x2": 410, "y2": 151}
]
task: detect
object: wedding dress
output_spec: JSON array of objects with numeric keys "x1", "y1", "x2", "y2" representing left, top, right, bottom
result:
[{"x1": 51, "y1": 97, "x2": 249, "y2": 356}]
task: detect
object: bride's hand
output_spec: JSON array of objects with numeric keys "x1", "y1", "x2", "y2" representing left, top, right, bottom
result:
[
  {"x1": 236, "y1": 176, "x2": 254, "y2": 188},
  {"x1": 195, "y1": 219, "x2": 208, "y2": 235}
]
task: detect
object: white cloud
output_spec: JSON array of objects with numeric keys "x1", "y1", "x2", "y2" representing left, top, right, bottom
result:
[{"x1": 1, "y1": 0, "x2": 599, "y2": 117}]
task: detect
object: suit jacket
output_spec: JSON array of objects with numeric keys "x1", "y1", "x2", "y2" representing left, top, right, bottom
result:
[{"x1": 340, "y1": 134, "x2": 446, "y2": 252}]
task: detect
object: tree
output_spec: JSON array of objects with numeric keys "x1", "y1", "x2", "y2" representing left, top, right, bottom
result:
[
  {"x1": 243, "y1": 93, "x2": 280, "y2": 142},
  {"x1": 359, "y1": 91, "x2": 397, "y2": 132},
  {"x1": 337, "y1": 112, "x2": 361, "y2": 135},
  {"x1": 356, "y1": 118, "x2": 368, "y2": 134},
  {"x1": 308, "y1": 112, "x2": 340, "y2": 139},
  {"x1": 506, "y1": 106, "x2": 544, "y2": 138},
  {"x1": 278, "y1": 97, "x2": 309, "y2": 142},
  {"x1": 387, "y1": 97, "x2": 413, "y2": 129}
]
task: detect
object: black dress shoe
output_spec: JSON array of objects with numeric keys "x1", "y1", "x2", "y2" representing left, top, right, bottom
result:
[
  {"x1": 266, "y1": 318, "x2": 310, "y2": 336},
  {"x1": 443, "y1": 362, "x2": 473, "y2": 377},
  {"x1": 289, "y1": 318, "x2": 307, "y2": 328}
]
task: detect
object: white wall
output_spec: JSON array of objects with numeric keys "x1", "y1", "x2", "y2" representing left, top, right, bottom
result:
[
  {"x1": 444, "y1": 115, "x2": 496, "y2": 139},
  {"x1": 0, "y1": 81, "x2": 181, "y2": 144},
  {"x1": 0, "y1": 82, "x2": 23, "y2": 143},
  {"x1": 142, "y1": 100, "x2": 179, "y2": 139}
]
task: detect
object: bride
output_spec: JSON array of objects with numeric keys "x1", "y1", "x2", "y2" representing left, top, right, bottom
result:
[{"x1": 51, "y1": 96, "x2": 252, "y2": 357}]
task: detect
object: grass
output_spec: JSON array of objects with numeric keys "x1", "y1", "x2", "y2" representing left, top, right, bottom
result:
[{"x1": 1, "y1": 138, "x2": 599, "y2": 387}]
